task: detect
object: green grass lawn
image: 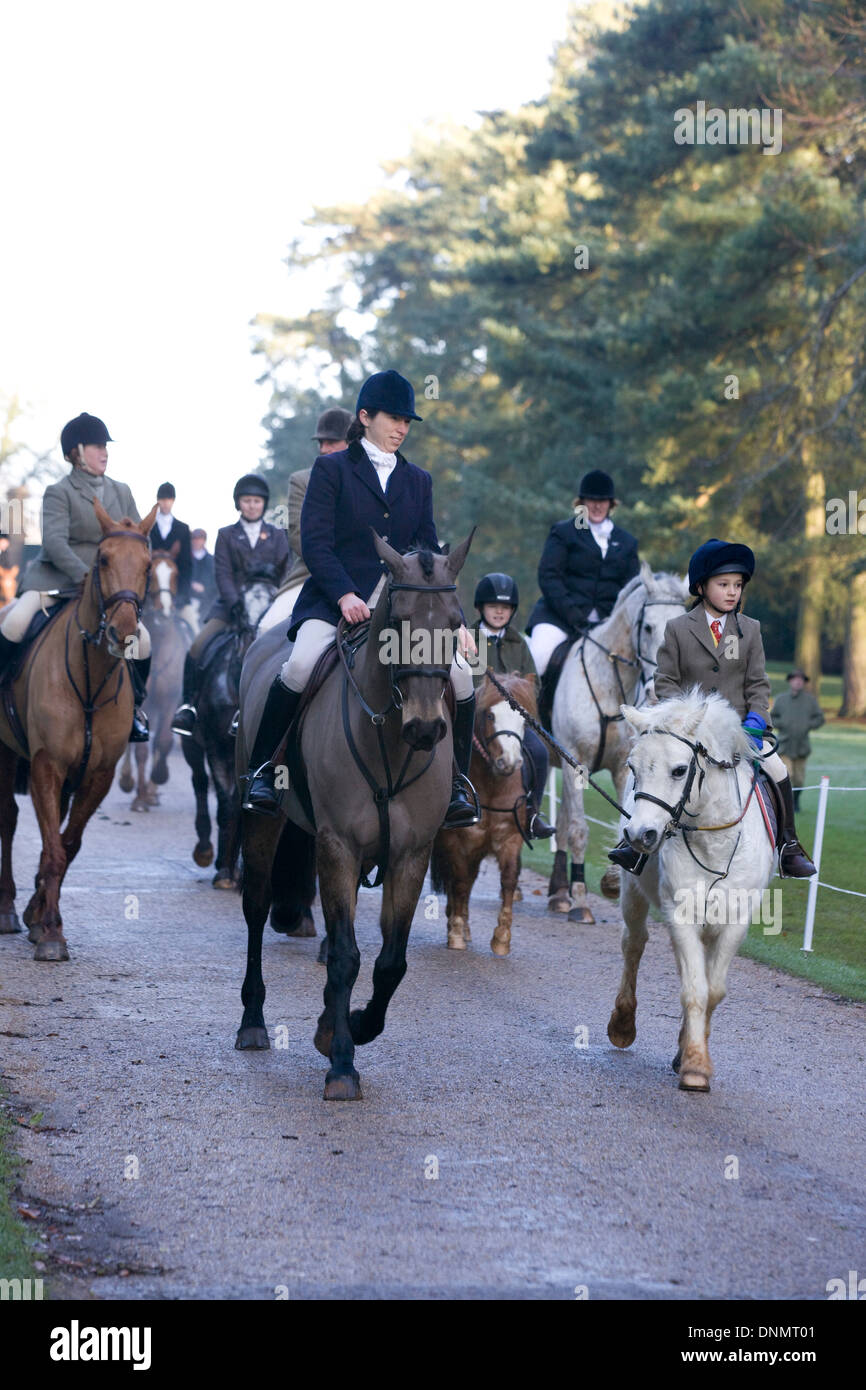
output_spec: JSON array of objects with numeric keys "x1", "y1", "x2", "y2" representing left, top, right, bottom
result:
[
  {"x1": 527, "y1": 662, "x2": 866, "y2": 1000},
  {"x1": 0, "y1": 1093, "x2": 37, "y2": 1285}
]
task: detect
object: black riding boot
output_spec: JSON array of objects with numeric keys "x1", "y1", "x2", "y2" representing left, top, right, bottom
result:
[
  {"x1": 171, "y1": 653, "x2": 199, "y2": 737},
  {"x1": 243, "y1": 676, "x2": 302, "y2": 816},
  {"x1": 525, "y1": 739, "x2": 555, "y2": 840},
  {"x1": 0, "y1": 631, "x2": 18, "y2": 681},
  {"x1": 607, "y1": 837, "x2": 647, "y2": 875},
  {"x1": 128, "y1": 656, "x2": 151, "y2": 743},
  {"x1": 776, "y1": 775, "x2": 816, "y2": 878},
  {"x1": 442, "y1": 694, "x2": 480, "y2": 829}
]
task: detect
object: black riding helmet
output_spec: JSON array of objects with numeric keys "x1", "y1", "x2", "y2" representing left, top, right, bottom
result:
[
  {"x1": 577, "y1": 469, "x2": 616, "y2": 501},
  {"x1": 233, "y1": 473, "x2": 270, "y2": 509},
  {"x1": 60, "y1": 412, "x2": 113, "y2": 458},
  {"x1": 474, "y1": 572, "x2": 519, "y2": 612}
]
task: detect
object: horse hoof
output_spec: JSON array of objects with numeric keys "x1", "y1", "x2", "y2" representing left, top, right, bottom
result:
[
  {"x1": 0, "y1": 909, "x2": 22, "y2": 934},
  {"x1": 548, "y1": 892, "x2": 572, "y2": 914},
  {"x1": 34, "y1": 938, "x2": 69, "y2": 962},
  {"x1": 567, "y1": 905, "x2": 595, "y2": 924},
  {"x1": 447, "y1": 932, "x2": 467, "y2": 950},
  {"x1": 679, "y1": 1072, "x2": 710, "y2": 1093},
  {"x1": 316, "y1": 938, "x2": 328, "y2": 965},
  {"x1": 235, "y1": 1026, "x2": 270, "y2": 1050},
  {"x1": 151, "y1": 765, "x2": 169, "y2": 786},
  {"x1": 271, "y1": 911, "x2": 316, "y2": 938},
  {"x1": 490, "y1": 937, "x2": 510, "y2": 957},
  {"x1": 193, "y1": 844, "x2": 214, "y2": 867},
  {"x1": 323, "y1": 1072, "x2": 362, "y2": 1101},
  {"x1": 131, "y1": 799, "x2": 150, "y2": 813},
  {"x1": 607, "y1": 1017, "x2": 636, "y2": 1049},
  {"x1": 118, "y1": 771, "x2": 134, "y2": 793},
  {"x1": 600, "y1": 868, "x2": 621, "y2": 901},
  {"x1": 313, "y1": 1024, "x2": 333, "y2": 1058},
  {"x1": 212, "y1": 874, "x2": 235, "y2": 890}
]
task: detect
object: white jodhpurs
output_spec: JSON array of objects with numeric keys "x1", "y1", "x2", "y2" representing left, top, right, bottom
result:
[
  {"x1": 527, "y1": 622, "x2": 569, "y2": 677},
  {"x1": 760, "y1": 742, "x2": 787, "y2": 784},
  {"x1": 0, "y1": 589, "x2": 151, "y2": 658},
  {"x1": 280, "y1": 618, "x2": 474, "y2": 701}
]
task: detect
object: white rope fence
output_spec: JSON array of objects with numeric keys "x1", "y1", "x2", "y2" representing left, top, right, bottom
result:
[{"x1": 545, "y1": 770, "x2": 864, "y2": 952}]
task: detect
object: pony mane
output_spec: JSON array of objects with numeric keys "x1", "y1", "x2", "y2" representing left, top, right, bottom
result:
[
  {"x1": 614, "y1": 569, "x2": 689, "y2": 611},
  {"x1": 638, "y1": 688, "x2": 753, "y2": 763},
  {"x1": 479, "y1": 671, "x2": 537, "y2": 717}
]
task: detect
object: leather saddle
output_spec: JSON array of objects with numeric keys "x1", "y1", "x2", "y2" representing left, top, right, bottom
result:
[
  {"x1": 538, "y1": 638, "x2": 571, "y2": 738},
  {"x1": 1, "y1": 599, "x2": 71, "y2": 757},
  {"x1": 754, "y1": 766, "x2": 780, "y2": 846}
]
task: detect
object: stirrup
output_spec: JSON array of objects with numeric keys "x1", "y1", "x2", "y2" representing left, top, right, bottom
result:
[
  {"x1": 129, "y1": 709, "x2": 149, "y2": 744},
  {"x1": 778, "y1": 838, "x2": 816, "y2": 879},
  {"x1": 171, "y1": 703, "x2": 197, "y2": 736},
  {"x1": 443, "y1": 773, "x2": 480, "y2": 828},
  {"x1": 607, "y1": 839, "x2": 649, "y2": 877},
  {"x1": 242, "y1": 762, "x2": 281, "y2": 816},
  {"x1": 528, "y1": 811, "x2": 555, "y2": 840}
]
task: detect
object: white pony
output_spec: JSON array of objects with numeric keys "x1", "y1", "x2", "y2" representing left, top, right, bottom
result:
[
  {"x1": 257, "y1": 580, "x2": 303, "y2": 634},
  {"x1": 549, "y1": 563, "x2": 690, "y2": 922},
  {"x1": 607, "y1": 690, "x2": 776, "y2": 1092}
]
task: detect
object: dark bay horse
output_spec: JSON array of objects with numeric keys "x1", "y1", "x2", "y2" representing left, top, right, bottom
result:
[
  {"x1": 236, "y1": 532, "x2": 473, "y2": 1100},
  {"x1": 0, "y1": 502, "x2": 157, "y2": 960},
  {"x1": 118, "y1": 550, "x2": 189, "y2": 810},
  {"x1": 431, "y1": 671, "x2": 536, "y2": 957},
  {"x1": 182, "y1": 576, "x2": 277, "y2": 888}
]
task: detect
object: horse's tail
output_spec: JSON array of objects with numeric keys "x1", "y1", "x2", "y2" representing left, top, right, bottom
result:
[
  {"x1": 429, "y1": 839, "x2": 449, "y2": 894},
  {"x1": 14, "y1": 758, "x2": 29, "y2": 796}
]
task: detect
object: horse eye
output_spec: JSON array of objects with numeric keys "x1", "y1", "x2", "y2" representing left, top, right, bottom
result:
[
  {"x1": 99, "y1": 555, "x2": 109, "y2": 565},
  {"x1": 672, "y1": 764, "x2": 688, "y2": 778}
]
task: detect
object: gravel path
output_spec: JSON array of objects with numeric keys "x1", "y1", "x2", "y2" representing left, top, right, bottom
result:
[{"x1": 1, "y1": 749, "x2": 863, "y2": 1299}]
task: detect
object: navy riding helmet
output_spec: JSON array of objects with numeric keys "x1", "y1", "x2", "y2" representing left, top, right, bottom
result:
[
  {"x1": 688, "y1": 539, "x2": 755, "y2": 595},
  {"x1": 474, "y1": 573, "x2": 519, "y2": 611},
  {"x1": 233, "y1": 473, "x2": 270, "y2": 509},
  {"x1": 60, "y1": 412, "x2": 113, "y2": 456},
  {"x1": 356, "y1": 370, "x2": 423, "y2": 422}
]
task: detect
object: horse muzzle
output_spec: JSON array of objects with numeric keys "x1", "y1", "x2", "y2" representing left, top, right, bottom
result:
[
  {"x1": 624, "y1": 822, "x2": 661, "y2": 854},
  {"x1": 402, "y1": 715, "x2": 447, "y2": 751}
]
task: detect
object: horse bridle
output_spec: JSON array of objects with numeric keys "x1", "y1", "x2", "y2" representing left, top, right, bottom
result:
[
  {"x1": 473, "y1": 709, "x2": 536, "y2": 847},
  {"x1": 80, "y1": 529, "x2": 151, "y2": 647},
  {"x1": 338, "y1": 577, "x2": 463, "y2": 888},
  {"x1": 579, "y1": 595, "x2": 682, "y2": 772}
]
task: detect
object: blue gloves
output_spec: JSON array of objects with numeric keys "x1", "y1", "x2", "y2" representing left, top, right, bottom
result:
[{"x1": 742, "y1": 711, "x2": 767, "y2": 751}]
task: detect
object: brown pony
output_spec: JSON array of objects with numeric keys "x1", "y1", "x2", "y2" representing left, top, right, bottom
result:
[
  {"x1": 118, "y1": 549, "x2": 189, "y2": 810},
  {"x1": 0, "y1": 500, "x2": 157, "y2": 960},
  {"x1": 431, "y1": 671, "x2": 536, "y2": 957},
  {"x1": 0, "y1": 564, "x2": 19, "y2": 610}
]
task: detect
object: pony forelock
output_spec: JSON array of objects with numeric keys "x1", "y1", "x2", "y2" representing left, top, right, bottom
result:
[{"x1": 636, "y1": 688, "x2": 753, "y2": 763}]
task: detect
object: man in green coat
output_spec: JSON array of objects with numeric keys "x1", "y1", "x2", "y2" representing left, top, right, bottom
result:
[
  {"x1": 771, "y1": 670, "x2": 825, "y2": 809},
  {"x1": 0, "y1": 412, "x2": 151, "y2": 741}
]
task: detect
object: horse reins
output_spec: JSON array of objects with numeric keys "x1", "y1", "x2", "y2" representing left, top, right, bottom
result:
[
  {"x1": 337, "y1": 579, "x2": 462, "y2": 889},
  {"x1": 64, "y1": 530, "x2": 151, "y2": 791}
]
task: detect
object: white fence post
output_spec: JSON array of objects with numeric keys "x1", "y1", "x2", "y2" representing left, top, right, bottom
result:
[
  {"x1": 801, "y1": 775, "x2": 829, "y2": 953},
  {"x1": 547, "y1": 769, "x2": 559, "y2": 853}
]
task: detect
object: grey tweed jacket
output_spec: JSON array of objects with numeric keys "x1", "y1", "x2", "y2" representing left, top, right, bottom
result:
[{"x1": 19, "y1": 468, "x2": 141, "y2": 594}]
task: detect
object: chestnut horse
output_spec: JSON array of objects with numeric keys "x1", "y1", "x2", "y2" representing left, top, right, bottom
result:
[
  {"x1": 118, "y1": 550, "x2": 189, "y2": 810},
  {"x1": 431, "y1": 672, "x2": 536, "y2": 957},
  {"x1": 0, "y1": 501, "x2": 157, "y2": 960}
]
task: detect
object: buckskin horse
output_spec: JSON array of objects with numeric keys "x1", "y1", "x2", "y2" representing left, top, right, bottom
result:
[
  {"x1": 547, "y1": 565, "x2": 689, "y2": 923},
  {"x1": 235, "y1": 532, "x2": 473, "y2": 1101},
  {"x1": 431, "y1": 671, "x2": 535, "y2": 957},
  {"x1": 0, "y1": 502, "x2": 157, "y2": 960},
  {"x1": 118, "y1": 550, "x2": 190, "y2": 811},
  {"x1": 181, "y1": 572, "x2": 278, "y2": 888},
  {"x1": 607, "y1": 690, "x2": 776, "y2": 1092}
]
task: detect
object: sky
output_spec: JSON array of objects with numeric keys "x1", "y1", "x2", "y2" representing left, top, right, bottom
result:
[{"x1": 0, "y1": 0, "x2": 573, "y2": 544}]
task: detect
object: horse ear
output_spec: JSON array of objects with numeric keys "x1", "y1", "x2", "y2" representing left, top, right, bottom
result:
[
  {"x1": 621, "y1": 703, "x2": 652, "y2": 733},
  {"x1": 170, "y1": 539, "x2": 181, "y2": 559},
  {"x1": 93, "y1": 498, "x2": 115, "y2": 535},
  {"x1": 139, "y1": 504, "x2": 159, "y2": 536},
  {"x1": 445, "y1": 528, "x2": 476, "y2": 579},
  {"x1": 639, "y1": 559, "x2": 654, "y2": 590},
  {"x1": 371, "y1": 528, "x2": 407, "y2": 577}
]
